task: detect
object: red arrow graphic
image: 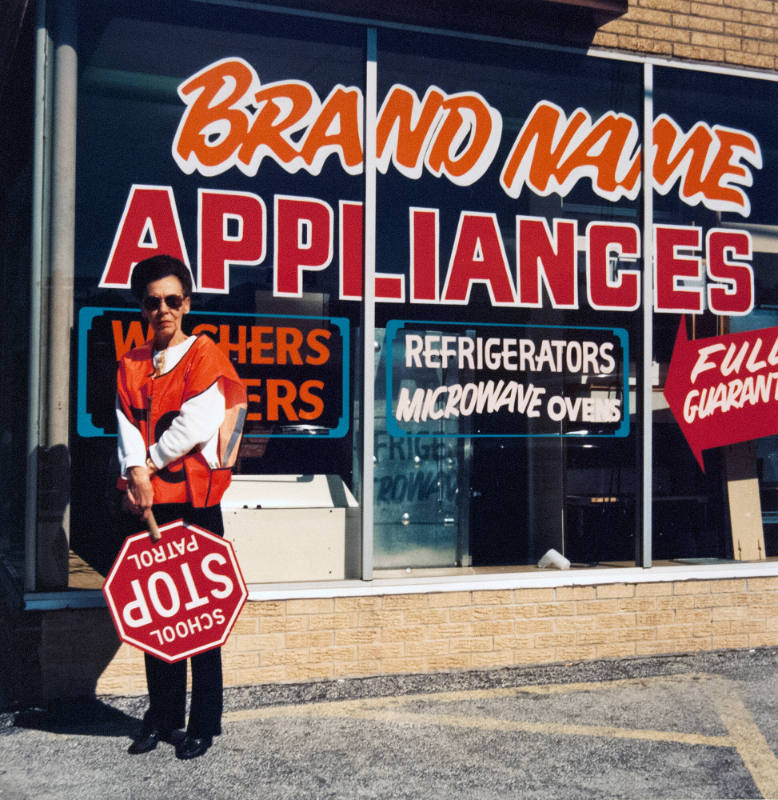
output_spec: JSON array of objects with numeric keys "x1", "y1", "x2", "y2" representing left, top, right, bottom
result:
[{"x1": 663, "y1": 317, "x2": 778, "y2": 471}]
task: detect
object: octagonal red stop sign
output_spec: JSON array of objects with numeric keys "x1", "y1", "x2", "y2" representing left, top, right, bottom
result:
[{"x1": 103, "y1": 519, "x2": 248, "y2": 663}]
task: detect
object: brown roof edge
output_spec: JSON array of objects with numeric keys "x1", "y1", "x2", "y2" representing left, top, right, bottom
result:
[{"x1": 544, "y1": 0, "x2": 627, "y2": 11}]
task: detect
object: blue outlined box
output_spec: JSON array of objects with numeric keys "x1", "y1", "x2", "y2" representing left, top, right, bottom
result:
[
  {"x1": 77, "y1": 306, "x2": 350, "y2": 439},
  {"x1": 385, "y1": 318, "x2": 629, "y2": 440}
]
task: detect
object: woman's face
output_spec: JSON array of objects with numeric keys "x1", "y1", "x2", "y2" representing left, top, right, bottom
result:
[{"x1": 141, "y1": 275, "x2": 191, "y2": 348}]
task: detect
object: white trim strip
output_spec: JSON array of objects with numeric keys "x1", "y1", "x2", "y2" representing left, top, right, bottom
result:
[
  {"x1": 245, "y1": 561, "x2": 778, "y2": 601},
  {"x1": 25, "y1": 560, "x2": 778, "y2": 609}
]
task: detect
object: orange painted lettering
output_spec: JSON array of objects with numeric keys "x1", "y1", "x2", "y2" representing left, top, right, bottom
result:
[
  {"x1": 174, "y1": 57, "x2": 255, "y2": 174},
  {"x1": 242, "y1": 378, "x2": 263, "y2": 422},
  {"x1": 376, "y1": 85, "x2": 445, "y2": 178},
  {"x1": 238, "y1": 82, "x2": 315, "y2": 171},
  {"x1": 652, "y1": 115, "x2": 761, "y2": 216},
  {"x1": 299, "y1": 380, "x2": 325, "y2": 421},
  {"x1": 426, "y1": 94, "x2": 502, "y2": 185},
  {"x1": 112, "y1": 320, "x2": 150, "y2": 361},
  {"x1": 299, "y1": 86, "x2": 363, "y2": 173},
  {"x1": 171, "y1": 59, "x2": 762, "y2": 216},
  {"x1": 500, "y1": 101, "x2": 639, "y2": 202},
  {"x1": 305, "y1": 329, "x2": 332, "y2": 365}
]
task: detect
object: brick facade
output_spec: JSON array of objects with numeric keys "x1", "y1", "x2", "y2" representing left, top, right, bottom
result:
[
  {"x1": 14, "y1": 575, "x2": 774, "y2": 700},
  {"x1": 593, "y1": 0, "x2": 778, "y2": 71}
]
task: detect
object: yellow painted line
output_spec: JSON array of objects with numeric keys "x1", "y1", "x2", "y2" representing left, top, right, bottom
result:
[
  {"x1": 224, "y1": 671, "x2": 778, "y2": 797},
  {"x1": 226, "y1": 689, "x2": 730, "y2": 747},
  {"x1": 225, "y1": 671, "x2": 716, "y2": 722},
  {"x1": 374, "y1": 672, "x2": 719, "y2": 706},
  {"x1": 329, "y1": 708, "x2": 733, "y2": 749},
  {"x1": 710, "y1": 678, "x2": 778, "y2": 800},
  {"x1": 226, "y1": 700, "x2": 731, "y2": 748}
]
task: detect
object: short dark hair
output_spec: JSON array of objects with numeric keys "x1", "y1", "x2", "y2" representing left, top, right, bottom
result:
[{"x1": 130, "y1": 254, "x2": 193, "y2": 301}]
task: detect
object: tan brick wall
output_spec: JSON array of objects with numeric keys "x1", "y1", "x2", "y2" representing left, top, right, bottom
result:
[
  {"x1": 61, "y1": 575, "x2": 778, "y2": 698},
  {"x1": 593, "y1": 0, "x2": 778, "y2": 71}
]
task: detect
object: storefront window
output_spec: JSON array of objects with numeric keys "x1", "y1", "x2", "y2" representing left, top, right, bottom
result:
[
  {"x1": 72, "y1": 1, "x2": 364, "y2": 575},
  {"x1": 0, "y1": 15, "x2": 33, "y2": 569},
  {"x1": 652, "y1": 67, "x2": 778, "y2": 561},
  {"x1": 60, "y1": 0, "x2": 778, "y2": 585},
  {"x1": 373, "y1": 30, "x2": 643, "y2": 569}
]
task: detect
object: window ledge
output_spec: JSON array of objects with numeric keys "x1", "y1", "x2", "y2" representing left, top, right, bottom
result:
[
  {"x1": 23, "y1": 559, "x2": 778, "y2": 610},
  {"x1": 246, "y1": 559, "x2": 778, "y2": 601}
]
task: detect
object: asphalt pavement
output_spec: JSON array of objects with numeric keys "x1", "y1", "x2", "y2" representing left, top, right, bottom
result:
[{"x1": 3, "y1": 648, "x2": 778, "y2": 799}]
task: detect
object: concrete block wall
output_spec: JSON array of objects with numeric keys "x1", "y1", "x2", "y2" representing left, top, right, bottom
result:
[
  {"x1": 593, "y1": 0, "x2": 778, "y2": 71},
  {"x1": 61, "y1": 575, "x2": 778, "y2": 699}
]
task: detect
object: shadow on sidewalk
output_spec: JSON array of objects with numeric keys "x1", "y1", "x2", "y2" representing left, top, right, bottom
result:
[{"x1": 10, "y1": 697, "x2": 142, "y2": 738}]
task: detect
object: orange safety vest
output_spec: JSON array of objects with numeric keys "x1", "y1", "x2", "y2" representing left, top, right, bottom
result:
[{"x1": 117, "y1": 335, "x2": 247, "y2": 507}]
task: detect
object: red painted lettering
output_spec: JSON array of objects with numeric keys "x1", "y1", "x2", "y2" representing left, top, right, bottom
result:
[
  {"x1": 198, "y1": 189, "x2": 266, "y2": 293},
  {"x1": 274, "y1": 196, "x2": 333, "y2": 296},
  {"x1": 410, "y1": 208, "x2": 439, "y2": 303},
  {"x1": 706, "y1": 229, "x2": 753, "y2": 316},
  {"x1": 516, "y1": 217, "x2": 577, "y2": 308},
  {"x1": 442, "y1": 213, "x2": 514, "y2": 305},
  {"x1": 100, "y1": 186, "x2": 191, "y2": 288},
  {"x1": 339, "y1": 200, "x2": 363, "y2": 300},
  {"x1": 586, "y1": 222, "x2": 640, "y2": 311},
  {"x1": 654, "y1": 225, "x2": 703, "y2": 313}
]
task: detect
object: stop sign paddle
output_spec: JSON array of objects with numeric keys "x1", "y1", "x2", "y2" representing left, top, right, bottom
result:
[{"x1": 103, "y1": 516, "x2": 248, "y2": 663}]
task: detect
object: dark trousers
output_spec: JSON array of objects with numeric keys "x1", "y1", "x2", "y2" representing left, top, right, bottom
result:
[{"x1": 135, "y1": 503, "x2": 225, "y2": 739}]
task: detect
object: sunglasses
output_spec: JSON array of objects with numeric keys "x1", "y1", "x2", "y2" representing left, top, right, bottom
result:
[{"x1": 142, "y1": 294, "x2": 185, "y2": 311}]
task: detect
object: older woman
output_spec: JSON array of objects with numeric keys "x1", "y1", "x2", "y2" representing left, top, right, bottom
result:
[{"x1": 116, "y1": 254, "x2": 246, "y2": 759}]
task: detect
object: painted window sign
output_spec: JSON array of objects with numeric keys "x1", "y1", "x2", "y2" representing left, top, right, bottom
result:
[
  {"x1": 664, "y1": 318, "x2": 778, "y2": 469},
  {"x1": 96, "y1": 58, "x2": 760, "y2": 317},
  {"x1": 85, "y1": 56, "x2": 772, "y2": 463},
  {"x1": 171, "y1": 57, "x2": 760, "y2": 213},
  {"x1": 98, "y1": 189, "x2": 755, "y2": 316},
  {"x1": 385, "y1": 320, "x2": 628, "y2": 438},
  {"x1": 77, "y1": 308, "x2": 349, "y2": 439}
]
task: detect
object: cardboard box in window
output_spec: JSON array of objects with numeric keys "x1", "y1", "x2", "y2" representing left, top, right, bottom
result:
[{"x1": 221, "y1": 475, "x2": 360, "y2": 583}]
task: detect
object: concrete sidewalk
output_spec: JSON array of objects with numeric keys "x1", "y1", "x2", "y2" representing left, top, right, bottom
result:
[{"x1": 2, "y1": 648, "x2": 778, "y2": 799}]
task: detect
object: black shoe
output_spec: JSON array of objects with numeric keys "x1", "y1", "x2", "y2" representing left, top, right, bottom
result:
[
  {"x1": 176, "y1": 734, "x2": 213, "y2": 760},
  {"x1": 127, "y1": 728, "x2": 172, "y2": 755}
]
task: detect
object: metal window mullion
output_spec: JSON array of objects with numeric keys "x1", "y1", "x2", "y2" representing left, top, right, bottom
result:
[
  {"x1": 25, "y1": 0, "x2": 52, "y2": 592},
  {"x1": 360, "y1": 28, "x2": 377, "y2": 581},
  {"x1": 641, "y1": 61, "x2": 654, "y2": 568},
  {"x1": 31, "y1": 0, "x2": 78, "y2": 590},
  {"x1": 47, "y1": 0, "x2": 77, "y2": 450}
]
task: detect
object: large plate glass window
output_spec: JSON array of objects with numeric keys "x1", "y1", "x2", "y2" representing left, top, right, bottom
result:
[
  {"x1": 652, "y1": 67, "x2": 778, "y2": 562},
  {"x1": 73, "y1": 1, "x2": 364, "y2": 575},
  {"x1": 373, "y1": 30, "x2": 643, "y2": 571}
]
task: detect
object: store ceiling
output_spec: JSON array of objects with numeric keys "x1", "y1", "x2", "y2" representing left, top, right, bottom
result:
[
  {"x1": 0, "y1": 0, "x2": 28, "y2": 92},
  {"x1": 0, "y1": 0, "x2": 626, "y2": 94},
  {"x1": 273, "y1": 0, "x2": 627, "y2": 43},
  {"x1": 549, "y1": 0, "x2": 627, "y2": 10}
]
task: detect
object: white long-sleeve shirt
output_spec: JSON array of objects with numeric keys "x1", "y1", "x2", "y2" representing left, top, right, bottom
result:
[{"x1": 116, "y1": 335, "x2": 226, "y2": 475}]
